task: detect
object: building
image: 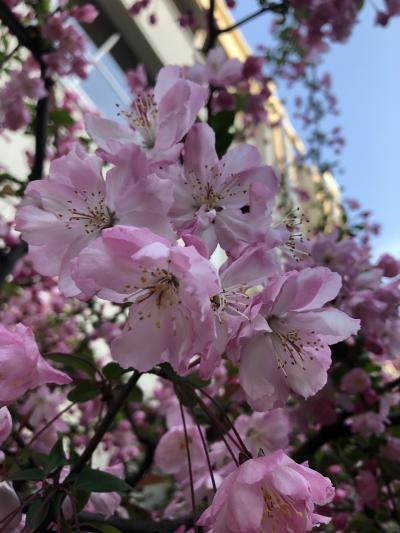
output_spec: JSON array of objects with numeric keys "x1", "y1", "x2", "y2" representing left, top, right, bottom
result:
[
  {"x1": 75, "y1": 0, "x2": 343, "y2": 230},
  {"x1": 0, "y1": 0, "x2": 343, "y2": 230}
]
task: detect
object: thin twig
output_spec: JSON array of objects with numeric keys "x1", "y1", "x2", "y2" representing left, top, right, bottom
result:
[
  {"x1": 191, "y1": 388, "x2": 239, "y2": 466},
  {"x1": 0, "y1": 2, "x2": 54, "y2": 291},
  {"x1": 178, "y1": 398, "x2": 198, "y2": 532},
  {"x1": 26, "y1": 402, "x2": 75, "y2": 447},
  {"x1": 195, "y1": 419, "x2": 217, "y2": 493},
  {"x1": 0, "y1": 42, "x2": 20, "y2": 67},
  {"x1": 193, "y1": 384, "x2": 251, "y2": 457},
  {"x1": 124, "y1": 405, "x2": 156, "y2": 486},
  {"x1": 68, "y1": 371, "x2": 141, "y2": 476},
  {"x1": 218, "y1": 7, "x2": 268, "y2": 34}
]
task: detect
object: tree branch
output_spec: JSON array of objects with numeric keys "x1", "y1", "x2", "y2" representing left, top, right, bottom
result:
[
  {"x1": 0, "y1": 1, "x2": 44, "y2": 65},
  {"x1": 205, "y1": 0, "x2": 217, "y2": 124},
  {"x1": 205, "y1": 0, "x2": 217, "y2": 52},
  {"x1": 218, "y1": 7, "x2": 268, "y2": 34},
  {"x1": 292, "y1": 412, "x2": 400, "y2": 463},
  {"x1": 0, "y1": 1, "x2": 54, "y2": 292},
  {"x1": 292, "y1": 416, "x2": 350, "y2": 463},
  {"x1": 0, "y1": 241, "x2": 27, "y2": 290},
  {"x1": 124, "y1": 406, "x2": 156, "y2": 486},
  {"x1": 381, "y1": 377, "x2": 400, "y2": 393},
  {"x1": 69, "y1": 372, "x2": 142, "y2": 476},
  {"x1": 29, "y1": 69, "x2": 53, "y2": 183}
]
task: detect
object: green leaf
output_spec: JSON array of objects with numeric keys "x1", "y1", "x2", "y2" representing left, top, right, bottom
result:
[
  {"x1": 26, "y1": 499, "x2": 50, "y2": 530},
  {"x1": 390, "y1": 425, "x2": 400, "y2": 437},
  {"x1": 47, "y1": 353, "x2": 96, "y2": 378},
  {"x1": 187, "y1": 372, "x2": 211, "y2": 389},
  {"x1": 357, "y1": 0, "x2": 365, "y2": 10},
  {"x1": 67, "y1": 381, "x2": 100, "y2": 403},
  {"x1": 44, "y1": 438, "x2": 68, "y2": 476},
  {"x1": 379, "y1": 458, "x2": 400, "y2": 480},
  {"x1": 102, "y1": 362, "x2": 126, "y2": 380},
  {"x1": 127, "y1": 385, "x2": 143, "y2": 403},
  {"x1": 72, "y1": 489, "x2": 91, "y2": 513},
  {"x1": 49, "y1": 109, "x2": 75, "y2": 127},
  {"x1": 159, "y1": 362, "x2": 182, "y2": 381},
  {"x1": 10, "y1": 467, "x2": 45, "y2": 481},
  {"x1": 73, "y1": 468, "x2": 131, "y2": 493},
  {"x1": 174, "y1": 383, "x2": 198, "y2": 408},
  {"x1": 210, "y1": 111, "x2": 235, "y2": 157}
]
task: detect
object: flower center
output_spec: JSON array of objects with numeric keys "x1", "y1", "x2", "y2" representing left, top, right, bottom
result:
[
  {"x1": 261, "y1": 486, "x2": 303, "y2": 528},
  {"x1": 184, "y1": 167, "x2": 248, "y2": 212},
  {"x1": 274, "y1": 207, "x2": 310, "y2": 262},
  {"x1": 122, "y1": 267, "x2": 180, "y2": 310},
  {"x1": 123, "y1": 92, "x2": 157, "y2": 149},
  {"x1": 62, "y1": 190, "x2": 115, "y2": 235},
  {"x1": 211, "y1": 284, "x2": 251, "y2": 323},
  {"x1": 269, "y1": 319, "x2": 324, "y2": 374}
]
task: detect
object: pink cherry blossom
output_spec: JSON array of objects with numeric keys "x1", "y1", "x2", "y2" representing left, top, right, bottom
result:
[
  {"x1": 377, "y1": 253, "x2": 400, "y2": 277},
  {"x1": 19, "y1": 386, "x2": 69, "y2": 453},
  {"x1": 62, "y1": 464, "x2": 123, "y2": 519},
  {"x1": 186, "y1": 47, "x2": 242, "y2": 88},
  {"x1": 242, "y1": 56, "x2": 264, "y2": 80},
  {"x1": 166, "y1": 123, "x2": 279, "y2": 255},
  {"x1": 70, "y1": 4, "x2": 99, "y2": 23},
  {"x1": 349, "y1": 411, "x2": 387, "y2": 437},
  {"x1": 238, "y1": 267, "x2": 360, "y2": 410},
  {"x1": 42, "y1": 14, "x2": 89, "y2": 78},
  {"x1": 235, "y1": 409, "x2": 290, "y2": 456},
  {"x1": 0, "y1": 69, "x2": 46, "y2": 131},
  {"x1": 85, "y1": 65, "x2": 207, "y2": 163},
  {"x1": 85, "y1": 464, "x2": 124, "y2": 517},
  {"x1": 341, "y1": 368, "x2": 371, "y2": 394},
  {"x1": 0, "y1": 482, "x2": 21, "y2": 532},
  {"x1": 155, "y1": 425, "x2": 206, "y2": 477},
  {"x1": 382, "y1": 436, "x2": 400, "y2": 462},
  {"x1": 202, "y1": 246, "x2": 281, "y2": 376},
  {"x1": 0, "y1": 407, "x2": 12, "y2": 444},
  {"x1": 0, "y1": 323, "x2": 70, "y2": 407},
  {"x1": 16, "y1": 143, "x2": 174, "y2": 296},
  {"x1": 73, "y1": 225, "x2": 220, "y2": 373},
  {"x1": 198, "y1": 450, "x2": 334, "y2": 532},
  {"x1": 356, "y1": 470, "x2": 379, "y2": 509},
  {"x1": 127, "y1": 64, "x2": 148, "y2": 95}
]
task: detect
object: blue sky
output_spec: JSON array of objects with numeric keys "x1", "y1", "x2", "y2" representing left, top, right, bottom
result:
[{"x1": 233, "y1": 2, "x2": 400, "y2": 258}]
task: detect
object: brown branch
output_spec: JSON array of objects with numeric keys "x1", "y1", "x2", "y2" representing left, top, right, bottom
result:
[
  {"x1": 292, "y1": 415, "x2": 350, "y2": 463},
  {"x1": 0, "y1": 240, "x2": 27, "y2": 290},
  {"x1": 179, "y1": 398, "x2": 198, "y2": 531},
  {"x1": 0, "y1": 1, "x2": 54, "y2": 292},
  {"x1": 292, "y1": 412, "x2": 400, "y2": 464},
  {"x1": 205, "y1": 0, "x2": 217, "y2": 124},
  {"x1": 205, "y1": 0, "x2": 217, "y2": 52},
  {"x1": 380, "y1": 377, "x2": 400, "y2": 393},
  {"x1": 124, "y1": 406, "x2": 156, "y2": 486},
  {"x1": 69, "y1": 371, "x2": 142, "y2": 476},
  {"x1": 0, "y1": 1, "x2": 44, "y2": 65},
  {"x1": 29, "y1": 69, "x2": 53, "y2": 183},
  {"x1": 218, "y1": 7, "x2": 268, "y2": 34},
  {"x1": 217, "y1": 2, "x2": 290, "y2": 34}
]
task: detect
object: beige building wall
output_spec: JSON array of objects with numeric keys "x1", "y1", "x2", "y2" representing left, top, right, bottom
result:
[{"x1": 0, "y1": 0, "x2": 343, "y2": 231}]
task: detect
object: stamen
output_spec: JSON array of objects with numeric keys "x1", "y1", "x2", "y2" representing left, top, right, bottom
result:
[
  {"x1": 120, "y1": 92, "x2": 157, "y2": 149},
  {"x1": 59, "y1": 190, "x2": 115, "y2": 234}
]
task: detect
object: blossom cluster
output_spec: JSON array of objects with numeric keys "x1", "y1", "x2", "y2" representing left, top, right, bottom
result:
[
  {"x1": 6, "y1": 58, "x2": 367, "y2": 531},
  {"x1": 0, "y1": 3, "x2": 399, "y2": 532},
  {"x1": 0, "y1": 1, "x2": 97, "y2": 133}
]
